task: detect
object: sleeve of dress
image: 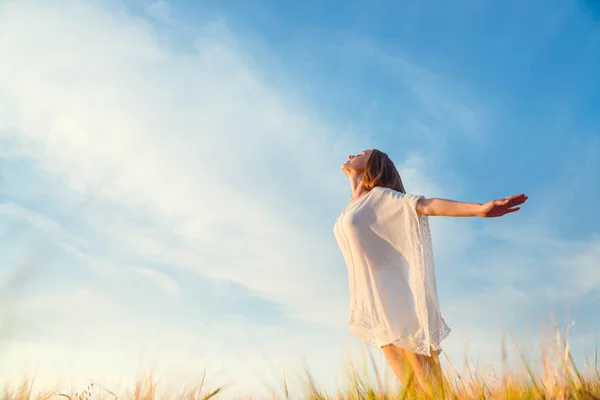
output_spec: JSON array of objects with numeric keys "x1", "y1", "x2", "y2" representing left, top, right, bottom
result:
[
  {"x1": 370, "y1": 187, "x2": 426, "y2": 256},
  {"x1": 373, "y1": 187, "x2": 424, "y2": 223}
]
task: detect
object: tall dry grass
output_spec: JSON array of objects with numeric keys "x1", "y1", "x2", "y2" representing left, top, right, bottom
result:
[{"x1": 2, "y1": 321, "x2": 599, "y2": 399}]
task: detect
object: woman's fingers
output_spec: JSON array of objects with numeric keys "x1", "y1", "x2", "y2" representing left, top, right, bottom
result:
[{"x1": 507, "y1": 194, "x2": 528, "y2": 206}]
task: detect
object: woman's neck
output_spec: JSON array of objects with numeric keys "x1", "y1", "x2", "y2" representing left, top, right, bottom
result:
[{"x1": 348, "y1": 172, "x2": 369, "y2": 200}]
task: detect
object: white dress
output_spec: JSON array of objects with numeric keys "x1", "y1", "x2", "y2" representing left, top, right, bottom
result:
[{"x1": 333, "y1": 186, "x2": 450, "y2": 356}]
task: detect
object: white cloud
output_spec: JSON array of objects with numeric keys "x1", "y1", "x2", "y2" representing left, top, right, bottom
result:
[
  {"x1": 0, "y1": 202, "x2": 90, "y2": 258},
  {"x1": 130, "y1": 266, "x2": 182, "y2": 302},
  {"x1": 562, "y1": 237, "x2": 600, "y2": 294},
  {"x1": 0, "y1": 0, "x2": 352, "y2": 326},
  {"x1": 476, "y1": 221, "x2": 600, "y2": 300}
]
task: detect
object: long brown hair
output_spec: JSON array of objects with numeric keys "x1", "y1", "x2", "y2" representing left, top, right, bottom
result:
[{"x1": 362, "y1": 149, "x2": 406, "y2": 193}]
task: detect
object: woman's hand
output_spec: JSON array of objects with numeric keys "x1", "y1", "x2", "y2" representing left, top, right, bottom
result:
[{"x1": 478, "y1": 194, "x2": 528, "y2": 218}]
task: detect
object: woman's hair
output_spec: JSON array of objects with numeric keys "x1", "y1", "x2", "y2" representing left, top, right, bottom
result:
[{"x1": 363, "y1": 149, "x2": 406, "y2": 193}]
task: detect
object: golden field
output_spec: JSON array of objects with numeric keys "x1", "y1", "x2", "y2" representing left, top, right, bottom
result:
[{"x1": 2, "y1": 322, "x2": 599, "y2": 400}]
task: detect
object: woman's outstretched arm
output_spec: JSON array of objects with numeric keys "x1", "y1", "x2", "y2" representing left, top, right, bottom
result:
[{"x1": 416, "y1": 194, "x2": 528, "y2": 218}]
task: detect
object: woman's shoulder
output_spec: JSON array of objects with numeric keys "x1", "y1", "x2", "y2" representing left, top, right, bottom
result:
[
  {"x1": 372, "y1": 186, "x2": 406, "y2": 196},
  {"x1": 372, "y1": 186, "x2": 423, "y2": 203}
]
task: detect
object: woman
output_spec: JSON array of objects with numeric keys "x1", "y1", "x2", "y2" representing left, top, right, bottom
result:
[{"x1": 333, "y1": 149, "x2": 527, "y2": 393}]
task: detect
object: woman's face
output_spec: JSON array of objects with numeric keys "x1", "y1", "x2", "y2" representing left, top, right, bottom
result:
[{"x1": 342, "y1": 149, "x2": 373, "y2": 174}]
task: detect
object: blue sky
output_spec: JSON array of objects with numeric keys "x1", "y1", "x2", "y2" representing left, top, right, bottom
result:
[{"x1": 0, "y1": 0, "x2": 599, "y2": 396}]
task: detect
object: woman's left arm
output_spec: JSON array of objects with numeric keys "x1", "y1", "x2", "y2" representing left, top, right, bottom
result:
[{"x1": 416, "y1": 194, "x2": 528, "y2": 218}]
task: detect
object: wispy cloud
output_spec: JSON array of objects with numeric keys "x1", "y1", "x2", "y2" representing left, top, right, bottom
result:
[
  {"x1": 328, "y1": 34, "x2": 492, "y2": 148},
  {"x1": 145, "y1": 0, "x2": 173, "y2": 25},
  {"x1": 130, "y1": 266, "x2": 182, "y2": 302},
  {"x1": 0, "y1": 0, "x2": 351, "y2": 326},
  {"x1": 0, "y1": 202, "x2": 90, "y2": 257}
]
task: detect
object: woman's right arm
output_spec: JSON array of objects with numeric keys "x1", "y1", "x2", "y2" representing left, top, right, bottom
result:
[{"x1": 416, "y1": 194, "x2": 527, "y2": 217}]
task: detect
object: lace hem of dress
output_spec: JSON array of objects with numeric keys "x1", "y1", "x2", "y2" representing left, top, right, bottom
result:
[{"x1": 350, "y1": 318, "x2": 452, "y2": 356}]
